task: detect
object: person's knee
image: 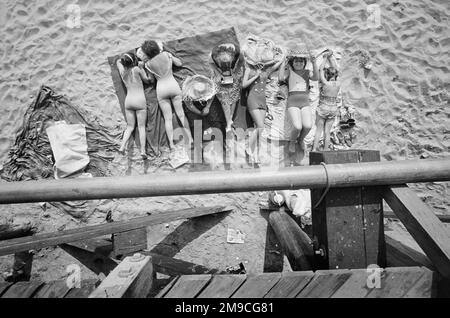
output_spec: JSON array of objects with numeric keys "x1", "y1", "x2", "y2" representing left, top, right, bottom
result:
[
  {"x1": 292, "y1": 121, "x2": 302, "y2": 131},
  {"x1": 302, "y1": 122, "x2": 313, "y2": 133}
]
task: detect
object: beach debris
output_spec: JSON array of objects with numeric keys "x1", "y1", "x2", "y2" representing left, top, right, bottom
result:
[
  {"x1": 169, "y1": 145, "x2": 190, "y2": 169},
  {"x1": 227, "y1": 228, "x2": 245, "y2": 244},
  {"x1": 269, "y1": 191, "x2": 285, "y2": 207},
  {"x1": 225, "y1": 262, "x2": 246, "y2": 274}
]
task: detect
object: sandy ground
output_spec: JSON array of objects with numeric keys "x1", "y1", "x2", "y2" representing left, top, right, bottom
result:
[{"x1": 0, "y1": 0, "x2": 449, "y2": 284}]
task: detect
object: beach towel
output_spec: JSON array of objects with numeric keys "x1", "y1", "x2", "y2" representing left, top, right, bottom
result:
[
  {"x1": 108, "y1": 27, "x2": 247, "y2": 158},
  {"x1": 1, "y1": 86, "x2": 120, "y2": 218}
]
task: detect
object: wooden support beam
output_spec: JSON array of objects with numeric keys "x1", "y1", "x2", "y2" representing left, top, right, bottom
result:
[
  {"x1": 0, "y1": 222, "x2": 36, "y2": 241},
  {"x1": 0, "y1": 206, "x2": 232, "y2": 256},
  {"x1": 384, "y1": 211, "x2": 450, "y2": 223},
  {"x1": 144, "y1": 252, "x2": 226, "y2": 276},
  {"x1": 383, "y1": 185, "x2": 450, "y2": 279},
  {"x1": 1, "y1": 158, "x2": 449, "y2": 204},
  {"x1": 89, "y1": 254, "x2": 153, "y2": 298},
  {"x1": 268, "y1": 208, "x2": 313, "y2": 271},
  {"x1": 59, "y1": 243, "x2": 118, "y2": 276},
  {"x1": 113, "y1": 228, "x2": 147, "y2": 258},
  {"x1": 64, "y1": 239, "x2": 225, "y2": 276}
]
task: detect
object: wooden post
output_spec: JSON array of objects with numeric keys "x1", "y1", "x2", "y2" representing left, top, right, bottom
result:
[
  {"x1": 383, "y1": 185, "x2": 450, "y2": 279},
  {"x1": 268, "y1": 208, "x2": 313, "y2": 271},
  {"x1": 0, "y1": 222, "x2": 36, "y2": 282},
  {"x1": 89, "y1": 253, "x2": 153, "y2": 298},
  {"x1": 310, "y1": 150, "x2": 386, "y2": 270},
  {"x1": 112, "y1": 228, "x2": 147, "y2": 258}
]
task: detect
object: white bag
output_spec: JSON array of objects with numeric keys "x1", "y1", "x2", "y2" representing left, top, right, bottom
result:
[{"x1": 46, "y1": 121, "x2": 90, "y2": 179}]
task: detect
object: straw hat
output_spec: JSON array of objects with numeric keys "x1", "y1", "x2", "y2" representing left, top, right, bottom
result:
[
  {"x1": 182, "y1": 75, "x2": 217, "y2": 102},
  {"x1": 286, "y1": 47, "x2": 310, "y2": 59}
]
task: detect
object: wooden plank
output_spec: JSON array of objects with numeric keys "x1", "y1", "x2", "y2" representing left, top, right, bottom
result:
[
  {"x1": 264, "y1": 271, "x2": 314, "y2": 298},
  {"x1": 60, "y1": 243, "x2": 118, "y2": 276},
  {"x1": 10, "y1": 251, "x2": 33, "y2": 282},
  {"x1": 197, "y1": 275, "x2": 247, "y2": 298},
  {"x1": 297, "y1": 270, "x2": 352, "y2": 298},
  {"x1": 331, "y1": 269, "x2": 372, "y2": 298},
  {"x1": 310, "y1": 151, "x2": 366, "y2": 270},
  {"x1": 65, "y1": 279, "x2": 99, "y2": 298},
  {"x1": 0, "y1": 282, "x2": 13, "y2": 296},
  {"x1": 385, "y1": 234, "x2": 435, "y2": 270},
  {"x1": 268, "y1": 209, "x2": 313, "y2": 271},
  {"x1": 164, "y1": 275, "x2": 212, "y2": 298},
  {"x1": 384, "y1": 211, "x2": 450, "y2": 223},
  {"x1": 383, "y1": 185, "x2": 450, "y2": 278},
  {"x1": 365, "y1": 267, "x2": 427, "y2": 298},
  {"x1": 144, "y1": 252, "x2": 226, "y2": 276},
  {"x1": 0, "y1": 222, "x2": 36, "y2": 241},
  {"x1": 2, "y1": 281, "x2": 43, "y2": 298},
  {"x1": 359, "y1": 151, "x2": 385, "y2": 268},
  {"x1": 0, "y1": 206, "x2": 232, "y2": 257},
  {"x1": 113, "y1": 228, "x2": 147, "y2": 257},
  {"x1": 403, "y1": 268, "x2": 435, "y2": 298},
  {"x1": 33, "y1": 281, "x2": 71, "y2": 298},
  {"x1": 89, "y1": 254, "x2": 153, "y2": 298},
  {"x1": 231, "y1": 273, "x2": 281, "y2": 298},
  {"x1": 154, "y1": 276, "x2": 179, "y2": 298}
]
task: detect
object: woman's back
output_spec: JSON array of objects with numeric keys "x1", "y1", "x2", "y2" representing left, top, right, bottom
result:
[
  {"x1": 120, "y1": 66, "x2": 147, "y2": 110},
  {"x1": 147, "y1": 52, "x2": 181, "y2": 100}
]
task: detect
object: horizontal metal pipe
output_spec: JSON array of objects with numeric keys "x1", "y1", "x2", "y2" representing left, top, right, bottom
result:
[{"x1": 0, "y1": 158, "x2": 449, "y2": 204}]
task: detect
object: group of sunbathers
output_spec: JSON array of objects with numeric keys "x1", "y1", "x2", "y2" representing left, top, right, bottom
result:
[{"x1": 116, "y1": 39, "x2": 342, "y2": 164}]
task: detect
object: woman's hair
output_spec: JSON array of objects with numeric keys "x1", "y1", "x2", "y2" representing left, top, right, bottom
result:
[
  {"x1": 212, "y1": 43, "x2": 240, "y2": 71},
  {"x1": 120, "y1": 53, "x2": 137, "y2": 68},
  {"x1": 288, "y1": 57, "x2": 306, "y2": 69},
  {"x1": 141, "y1": 40, "x2": 161, "y2": 60},
  {"x1": 324, "y1": 67, "x2": 338, "y2": 81}
]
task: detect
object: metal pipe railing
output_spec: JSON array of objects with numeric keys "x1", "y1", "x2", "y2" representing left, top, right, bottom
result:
[{"x1": 0, "y1": 158, "x2": 449, "y2": 204}]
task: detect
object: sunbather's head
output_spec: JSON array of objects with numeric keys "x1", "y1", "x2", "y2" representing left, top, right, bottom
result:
[
  {"x1": 141, "y1": 40, "x2": 161, "y2": 60},
  {"x1": 120, "y1": 53, "x2": 137, "y2": 68},
  {"x1": 289, "y1": 57, "x2": 307, "y2": 70},
  {"x1": 325, "y1": 67, "x2": 339, "y2": 81},
  {"x1": 212, "y1": 43, "x2": 240, "y2": 73}
]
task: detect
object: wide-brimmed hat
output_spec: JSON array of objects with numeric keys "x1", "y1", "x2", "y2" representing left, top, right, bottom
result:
[{"x1": 182, "y1": 75, "x2": 217, "y2": 102}]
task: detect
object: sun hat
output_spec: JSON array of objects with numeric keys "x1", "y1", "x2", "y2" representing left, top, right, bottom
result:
[{"x1": 182, "y1": 75, "x2": 217, "y2": 102}]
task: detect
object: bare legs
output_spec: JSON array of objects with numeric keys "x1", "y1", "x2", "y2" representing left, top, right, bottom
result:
[
  {"x1": 313, "y1": 115, "x2": 334, "y2": 151},
  {"x1": 159, "y1": 95, "x2": 192, "y2": 150},
  {"x1": 288, "y1": 106, "x2": 312, "y2": 162},
  {"x1": 313, "y1": 115, "x2": 325, "y2": 151},
  {"x1": 136, "y1": 109, "x2": 147, "y2": 158},
  {"x1": 120, "y1": 109, "x2": 137, "y2": 153},
  {"x1": 119, "y1": 108, "x2": 148, "y2": 158},
  {"x1": 248, "y1": 109, "x2": 266, "y2": 159}
]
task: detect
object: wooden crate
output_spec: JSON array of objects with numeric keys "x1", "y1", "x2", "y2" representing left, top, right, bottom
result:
[{"x1": 310, "y1": 150, "x2": 386, "y2": 270}]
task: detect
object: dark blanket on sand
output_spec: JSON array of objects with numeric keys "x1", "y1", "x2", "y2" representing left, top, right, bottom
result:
[
  {"x1": 107, "y1": 27, "x2": 248, "y2": 157},
  {"x1": 0, "y1": 86, "x2": 120, "y2": 218}
]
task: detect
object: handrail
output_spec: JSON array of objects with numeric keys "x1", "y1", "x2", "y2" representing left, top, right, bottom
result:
[{"x1": 0, "y1": 158, "x2": 449, "y2": 204}]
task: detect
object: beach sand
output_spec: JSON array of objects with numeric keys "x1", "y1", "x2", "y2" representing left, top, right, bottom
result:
[{"x1": 0, "y1": 0, "x2": 449, "y2": 284}]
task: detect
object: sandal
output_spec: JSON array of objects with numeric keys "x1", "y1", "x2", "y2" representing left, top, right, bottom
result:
[{"x1": 336, "y1": 130, "x2": 345, "y2": 145}]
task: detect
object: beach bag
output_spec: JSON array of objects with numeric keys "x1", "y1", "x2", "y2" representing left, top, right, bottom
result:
[{"x1": 46, "y1": 121, "x2": 90, "y2": 179}]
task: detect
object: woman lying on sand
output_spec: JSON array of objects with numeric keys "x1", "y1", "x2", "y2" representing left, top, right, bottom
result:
[
  {"x1": 313, "y1": 50, "x2": 341, "y2": 151},
  {"x1": 279, "y1": 52, "x2": 319, "y2": 160},
  {"x1": 243, "y1": 59, "x2": 283, "y2": 161},
  {"x1": 140, "y1": 40, "x2": 192, "y2": 150},
  {"x1": 116, "y1": 52, "x2": 151, "y2": 159}
]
